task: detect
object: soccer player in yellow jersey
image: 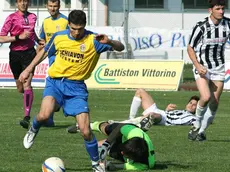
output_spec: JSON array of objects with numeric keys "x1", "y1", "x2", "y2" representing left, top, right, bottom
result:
[
  {"x1": 19, "y1": 10, "x2": 124, "y2": 172},
  {"x1": 39, "y1": 0, "x2": 68, "y2": 44},
  {"x1": 38, "y1": 0, "x2": 69, "y2": 127}
]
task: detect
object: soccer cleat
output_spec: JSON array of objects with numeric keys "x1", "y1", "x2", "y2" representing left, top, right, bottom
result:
[
  {"x1": 92, "y1": 164, "x2": 105, "y2": 172},
  {"x1": 67, "y1": 124, "x2": 79, "y2": 133},
  {"x1": 140, "y1": 115, "x2": 154, "y2": 131},
  {"x1": 188, "y1": 127, "x2": 199, "y2": 141},
  {"x1": 196, "y1": 132, "x2": 207, "y2": 141},
  {"x1": 23, "y1": 127, "x2": 38, "y2": 149},
  {"x1": 20, "y1": 116, "x2": 30, "y2": 129}
]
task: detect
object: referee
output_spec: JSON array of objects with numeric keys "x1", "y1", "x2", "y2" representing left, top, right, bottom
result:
[
  {"x1": 187, "y1": 0, "x2": 228, "y2": 141},
  {"x1": 0, "y1": 0, "x2": 42, "y2": 129}
]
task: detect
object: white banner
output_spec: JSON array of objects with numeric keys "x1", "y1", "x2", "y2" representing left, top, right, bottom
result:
[
  {"x1": 1, "y1": 26, "x2": 230, "y2": 58},
  {"x1": 86, "y1": 26, "x2": 230, "y2": 51}
]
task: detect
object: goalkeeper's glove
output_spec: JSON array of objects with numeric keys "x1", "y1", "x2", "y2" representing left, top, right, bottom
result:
[{"x1": 98, "y1": 141, "x2": 110, "y2": 160}]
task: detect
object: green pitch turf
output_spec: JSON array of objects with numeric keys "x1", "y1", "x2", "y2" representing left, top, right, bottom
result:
[{"x1": 0, "y1": 89, "x2": 230, "y2": 172}]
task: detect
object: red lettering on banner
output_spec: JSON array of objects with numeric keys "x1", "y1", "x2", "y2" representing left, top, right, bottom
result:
[
  {"x1": 0, "y1": 63, "x2": 12, "y2": 74},
  {"x1": 35, "y1": 63, "x2": 48, "y2": 75}
]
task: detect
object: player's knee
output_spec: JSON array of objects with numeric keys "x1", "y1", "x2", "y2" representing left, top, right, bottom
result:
[
  {"x1": 149, "y1": 112, "x2": 161, "y2": 124},
  {"x1": 135, "y1": 88, "x2": 146, "y2": 96},
  {"x1": 79, "y1": 126, "x2": 91, "y2": 139},
  {"x1": 201, "y1": 95, "x2": 211, "y2": 103},
  {"x1": 37, "y1": 112, "x2": 50, "y2": 121},
  {"x1": 17, "y1": 87, "x2": 24, "y2": 93},
  {"x1": 16, "y1": 84, "x2": 24, "y2": 93}
]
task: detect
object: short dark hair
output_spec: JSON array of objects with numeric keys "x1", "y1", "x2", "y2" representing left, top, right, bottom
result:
[
  {"x1": 68, "y1": 10, "x2": 86, "y2": 26},
  {"x1": 120, "y1": 137, "x2": 149, "y2": 165},
  {"x1": 16, "y1": 0, "x2": 30, "y2": 2},
  {"x1": 46, "y1": 0, "x2": 60, "y2": 6},
  {"x1": 188, "y1": 95, "x2": 199, "y2": 103},
  {"x1": 208, "y1": 0, "x2": 226, "y2": 8}
]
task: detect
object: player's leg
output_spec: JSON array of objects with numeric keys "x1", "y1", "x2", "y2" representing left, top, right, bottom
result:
[
  {"x1": 20, "y1": 72, "x2": 34, "y2": 128},
  {"x1": 193, "y1": 77, "x2": 211, "y2": 128},
  {"x1": 23, "y1": 77, "x2": 61, "y2": 149},
  {"x1": 129, "y1": 89, "x2": 142, "y2": 119},
  {"x1": 129, "y1": 88, "x2": 155, "y2": 119},
  {"x1": 63, "y1": 80, "x2": 104, "y2": 171},
  {"x1": 23, "y1": 96, "x2": 57, "y2": 149},
  {"x1": 43, "y1": 103, "x2": 60, "y2": 127},
  {"x1": 197, "y1": 80, "x2": 224, "y2": 141},
  {"x1": 76, "y1": 113, "x2": 105, "y2": 171},
  {"x1": 9, "y1": 50, "x2": 30, "y2": 127},
  {"x1": 20, "y1": 48, "x2": 36, "y2": 128},
  {"x1": 188, "y1": 69, "x2": 211, "y2": 140}
]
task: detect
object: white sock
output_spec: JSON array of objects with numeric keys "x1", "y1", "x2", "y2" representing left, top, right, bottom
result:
[
  {"x1": 129, "y1": 96, "x2": 141, "y2": 119},
  {"x1": 199, "y1": 107, "x2": 216, "y2": 134},
  {"x1": 92, "y1": 160, "x2": 99, "y2": 166},
  {"x1": 194, "y1": 103, "x2": 207, "y2": 129}
]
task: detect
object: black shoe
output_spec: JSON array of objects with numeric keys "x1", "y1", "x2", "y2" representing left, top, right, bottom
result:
[
  {"x1": 188, "y1": 127, "x2": 199, "y2": 141},
  {"x1": 196, "y1": 133, "x2": 206, "y2": 141},
  {"x1": 20, "y1": 116, "x2": 30, "y2": 129},
  {"x1": 140, "y1": 115, "x2": 153, "y2": 131},
  {"x1": 67, "y1": 124, "x2": 79, "y2": 134}
]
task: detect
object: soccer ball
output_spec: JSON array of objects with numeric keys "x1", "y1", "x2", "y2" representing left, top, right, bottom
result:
[{"x1": 42, "y1": 157, "x2": 65, "y2": 172}]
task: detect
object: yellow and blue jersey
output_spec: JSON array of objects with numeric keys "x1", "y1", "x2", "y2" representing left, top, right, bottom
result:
[
  {"x1": 44, "y1": 29, "x2": 112, "y2": 80},
  {"x1": 39, "y1": 13, "x2": 68, "y2": 42}
]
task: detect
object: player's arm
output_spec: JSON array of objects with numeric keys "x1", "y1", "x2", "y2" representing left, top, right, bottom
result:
[
  {"x1": 35, "y1": 23, "x2": 46, "y2": 53},
  {"x1": 0, "y1": 15, "x2": 30, "y2": 43},
  {"x1": 95, "y1": 34, "x2": 125, "y2": 52},
  {"x1": 187, "y1": 45, "x2": 200, "y2": 70},
  {"x1": 165, "y1": 103, "x2": 177, "y2": 111},
  {"x1": 0, "y1": 32, "x2": 30, "y2": 43},
  {"x1": 0, "y1": 36, "x2": 17, "y2": 43},
  {"x1": 187, "y1": 25, "x2": 207, "y2": 76},
  {"x1": 19, "y1": 48, "x2": 48, "y2": 83},
  {"x1": 35, "y1": 38, "x2": 46, "y2": 54},
  {"x1": 99, "y1": 124, "x2": 125, "y2": 160}
]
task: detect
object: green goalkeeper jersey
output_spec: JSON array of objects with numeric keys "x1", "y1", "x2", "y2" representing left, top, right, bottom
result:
[{"x1": 120, "y1": 125, "x2": 155, "y2": 170}]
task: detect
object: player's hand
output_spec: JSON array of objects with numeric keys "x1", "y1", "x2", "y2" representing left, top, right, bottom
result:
[
  {"x1": 98, "y1": 141, "x2": 110, "y2": 160},
  {"x1": 19, "y1": 70, "x2": 30, "y2": 83},
  {"x1": 38, "y1": 39, "x2": 45, "y2": 46},
  {"x1": 197, "y1": 65, "x2": 207, "y2": 76},
  {"x1": 166, "y1": 104, "x2": 177, "y2": 111},
  {"x1": 19, "y1": 31, "x2": 30, "y2": 40},
  {"x1": 95, "y1": 34, "x2": 110, "y2": 44}
]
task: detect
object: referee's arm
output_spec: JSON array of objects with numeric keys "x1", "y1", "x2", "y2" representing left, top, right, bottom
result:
[{"x1": 0, "y1": 31, "x2": 30, "y2": 43}]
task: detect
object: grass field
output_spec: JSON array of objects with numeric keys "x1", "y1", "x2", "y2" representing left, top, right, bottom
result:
[{"x1": 1, "y1": 89, "x2": 230, "y2": 172}]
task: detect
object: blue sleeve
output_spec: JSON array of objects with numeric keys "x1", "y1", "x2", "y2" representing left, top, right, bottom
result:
[
  {"x1": 94, "y1": 39, "x2": 113, "y2": 54},
  {"x1": 39, "y1": 24, "x2": 45, "y2": 40},
  {"x1": 44, "y1": 33, "x2": 56, "y2": 57}
]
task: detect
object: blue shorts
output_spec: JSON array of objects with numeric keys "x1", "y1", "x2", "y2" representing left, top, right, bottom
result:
[{"x1": 43, "y1": 77, "x2": 89, "y2": 117}]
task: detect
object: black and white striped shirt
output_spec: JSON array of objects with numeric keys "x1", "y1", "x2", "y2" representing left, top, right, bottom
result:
[
  {"x1": 189, "y1": 16, "x2": 230, "y2": 69},
  {"x1": 165, "y1": 110, "x2": 196, "y2": 126}
]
